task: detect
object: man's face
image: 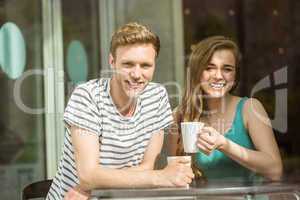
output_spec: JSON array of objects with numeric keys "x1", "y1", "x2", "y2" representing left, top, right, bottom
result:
[{"x1": 110, "y1": 43, "x2": 156, "y2": 100}]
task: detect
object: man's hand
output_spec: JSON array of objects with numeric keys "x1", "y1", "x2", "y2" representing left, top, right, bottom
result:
[
  {"x1": 160, "y1": 157, "x2": 194, "y2": 187},
  {"x1": 64, "y1": 185, "x2": 90, "y2": 200}
]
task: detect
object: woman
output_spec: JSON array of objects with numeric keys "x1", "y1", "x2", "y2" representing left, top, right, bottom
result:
[{"x1": 168, "y1": 36, "x2": 282, "y2": 182}]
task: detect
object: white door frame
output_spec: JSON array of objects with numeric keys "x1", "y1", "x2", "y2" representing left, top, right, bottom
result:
[{"x1": 42, "y1": 0, "x2": 65, "y2": 178}]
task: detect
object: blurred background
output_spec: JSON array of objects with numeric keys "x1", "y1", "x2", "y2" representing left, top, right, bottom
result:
[{"x1": 0, "y1": 0, "x2": 299, "y2": 199}]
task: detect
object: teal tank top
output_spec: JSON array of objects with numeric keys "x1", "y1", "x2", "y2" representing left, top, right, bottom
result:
[{"x1": 195, "y1": 97, "x2": 261, "y2": 182}]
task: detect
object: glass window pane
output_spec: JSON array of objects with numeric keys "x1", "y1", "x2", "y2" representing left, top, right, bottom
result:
[
  {"x1": 61, "y1": 0, "x2": 101, "y2": 99},
  {"x1": 0, "y1": 0, "x2": 45, "y2": 199},
  {"x1": 183, "y1": 0, "x2": 299, "y2": 182}
]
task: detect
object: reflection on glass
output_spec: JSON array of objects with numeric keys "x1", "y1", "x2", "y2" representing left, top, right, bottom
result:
[
  {"x1": 66, "y1": 40, "x2": 88, "y2": 84},
  {"x1": 0, "y1": 22, "x2": 26, "y2": 79},
  {"x1": 62, "y1": 0, "x2": 100, "y2": 98},
  {"x1": 183, "y1": 0, "x2": 300, "y2": 182},
  {"x1": 0, "y1": 0, "x2": 45, "y2": 199}
]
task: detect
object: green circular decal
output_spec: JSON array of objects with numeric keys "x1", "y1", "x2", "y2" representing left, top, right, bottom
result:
[
  {"x1": 66, "y1": 40, "x2": 88, "y2": 84},
  {"x1": 0, "y1": 22, "x2": 26, "y2": 79}
]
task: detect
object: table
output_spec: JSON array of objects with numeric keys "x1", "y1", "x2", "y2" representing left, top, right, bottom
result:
[{"x1": 90, "y1": 181, "x2": 300, "y2": 200}]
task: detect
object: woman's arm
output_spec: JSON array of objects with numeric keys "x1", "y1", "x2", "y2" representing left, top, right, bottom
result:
[
  {"x1": 239, "y1": 98, "x2": 282, "y2": 180},
  {"x1": 71, "y1": 126, "x2": 194, "y2": 191},
  {"x1": 197, "y1": 98, "x2": 282, "y2": 181}
]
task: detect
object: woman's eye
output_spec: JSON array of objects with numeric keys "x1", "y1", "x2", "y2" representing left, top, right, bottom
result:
[
  {"x1": 205, "y1": 67, "x2": 214, "y2": 71},
  {"x1": 224, "y1": 68, "x2": 234, "y2": 72}
]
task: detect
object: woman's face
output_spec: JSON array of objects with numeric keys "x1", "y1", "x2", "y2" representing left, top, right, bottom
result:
[{"x1": 199, "y1": 49, "x2": 236, "y2": 98}]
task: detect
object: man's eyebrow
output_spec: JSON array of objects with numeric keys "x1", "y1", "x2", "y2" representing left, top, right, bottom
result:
[
  {"x1": 141, "y1": 61, "x2": 153, "y2": 65},
  {"x1": 121, "y1": 60, "x2": 153, "y2": 65},
  {"x1": 121, "y1": 60, "x2": 134, "y2": 64},
  {"x1": 120, "y1": 60, "x2": 136, "y2": 66}
]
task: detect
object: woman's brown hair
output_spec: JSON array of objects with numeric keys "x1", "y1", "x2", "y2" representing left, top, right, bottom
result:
[
  {"x1": 172, "y1": 36, "x2": 241, "y2": 161},
  {"x1": 176, "y1": 36, "x2": 241, "y2": 123}
]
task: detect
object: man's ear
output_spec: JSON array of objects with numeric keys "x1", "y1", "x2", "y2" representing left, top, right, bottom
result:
[{"x1": 109, "y1": 54, "x2": 115, "y2": 69}]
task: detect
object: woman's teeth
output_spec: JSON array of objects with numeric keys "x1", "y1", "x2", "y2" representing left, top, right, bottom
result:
[{"x1": 210, "y1": 83, "x2": 225, "y2": 89}]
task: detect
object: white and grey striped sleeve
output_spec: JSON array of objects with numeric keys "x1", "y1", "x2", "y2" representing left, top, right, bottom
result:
[
  {"x1": 155, "y1": 87, "x2": 173, "y2": 132},
  {"x1": 63, "y1": 85, "x2": 101, "y2": 136}
]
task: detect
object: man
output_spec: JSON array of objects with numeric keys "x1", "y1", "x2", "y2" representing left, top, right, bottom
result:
[{"x1": 46, "y1": 22, "x2": 194, "y2": 200}]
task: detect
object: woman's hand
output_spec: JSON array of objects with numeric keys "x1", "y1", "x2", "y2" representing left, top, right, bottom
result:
[{"x1": 196, "y1": 126, "x2": 227, "y2": 155}]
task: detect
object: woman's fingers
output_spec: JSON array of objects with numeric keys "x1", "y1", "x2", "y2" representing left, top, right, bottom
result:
[
  {"x1": 197, "y1": 126, "x2": 220, "y2": 154},
  {"x1": 197, "y1": 136, "x2": 214, "y2": 150},
  {"x1": 197, "y1": 139, "x2": 214, "y2": 155},
  {"x1": 200, "y1": 133, "x2": 215, "y2": 145},
  {"x1": 198, "y1": 126, "x2": 226, "y2": 151}
]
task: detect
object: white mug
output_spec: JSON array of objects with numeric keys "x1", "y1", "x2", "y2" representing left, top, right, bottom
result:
[{"x1": 181, "y1": 122, "x2": 204, "y2": 153}]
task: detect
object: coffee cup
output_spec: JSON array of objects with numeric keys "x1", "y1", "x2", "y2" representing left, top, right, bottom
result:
[{"x1": 181, "y1": 122, "x2": 204, "y2": 153}]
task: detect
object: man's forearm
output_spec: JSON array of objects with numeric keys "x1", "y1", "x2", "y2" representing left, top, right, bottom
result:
[{"x1": 79, "y1": 166, "x2": 165, "y2": 190}]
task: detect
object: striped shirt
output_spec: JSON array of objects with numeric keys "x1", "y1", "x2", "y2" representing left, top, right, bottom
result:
[{"x1": 46, "y1": 78, "x2": 173, "y2": 199}]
